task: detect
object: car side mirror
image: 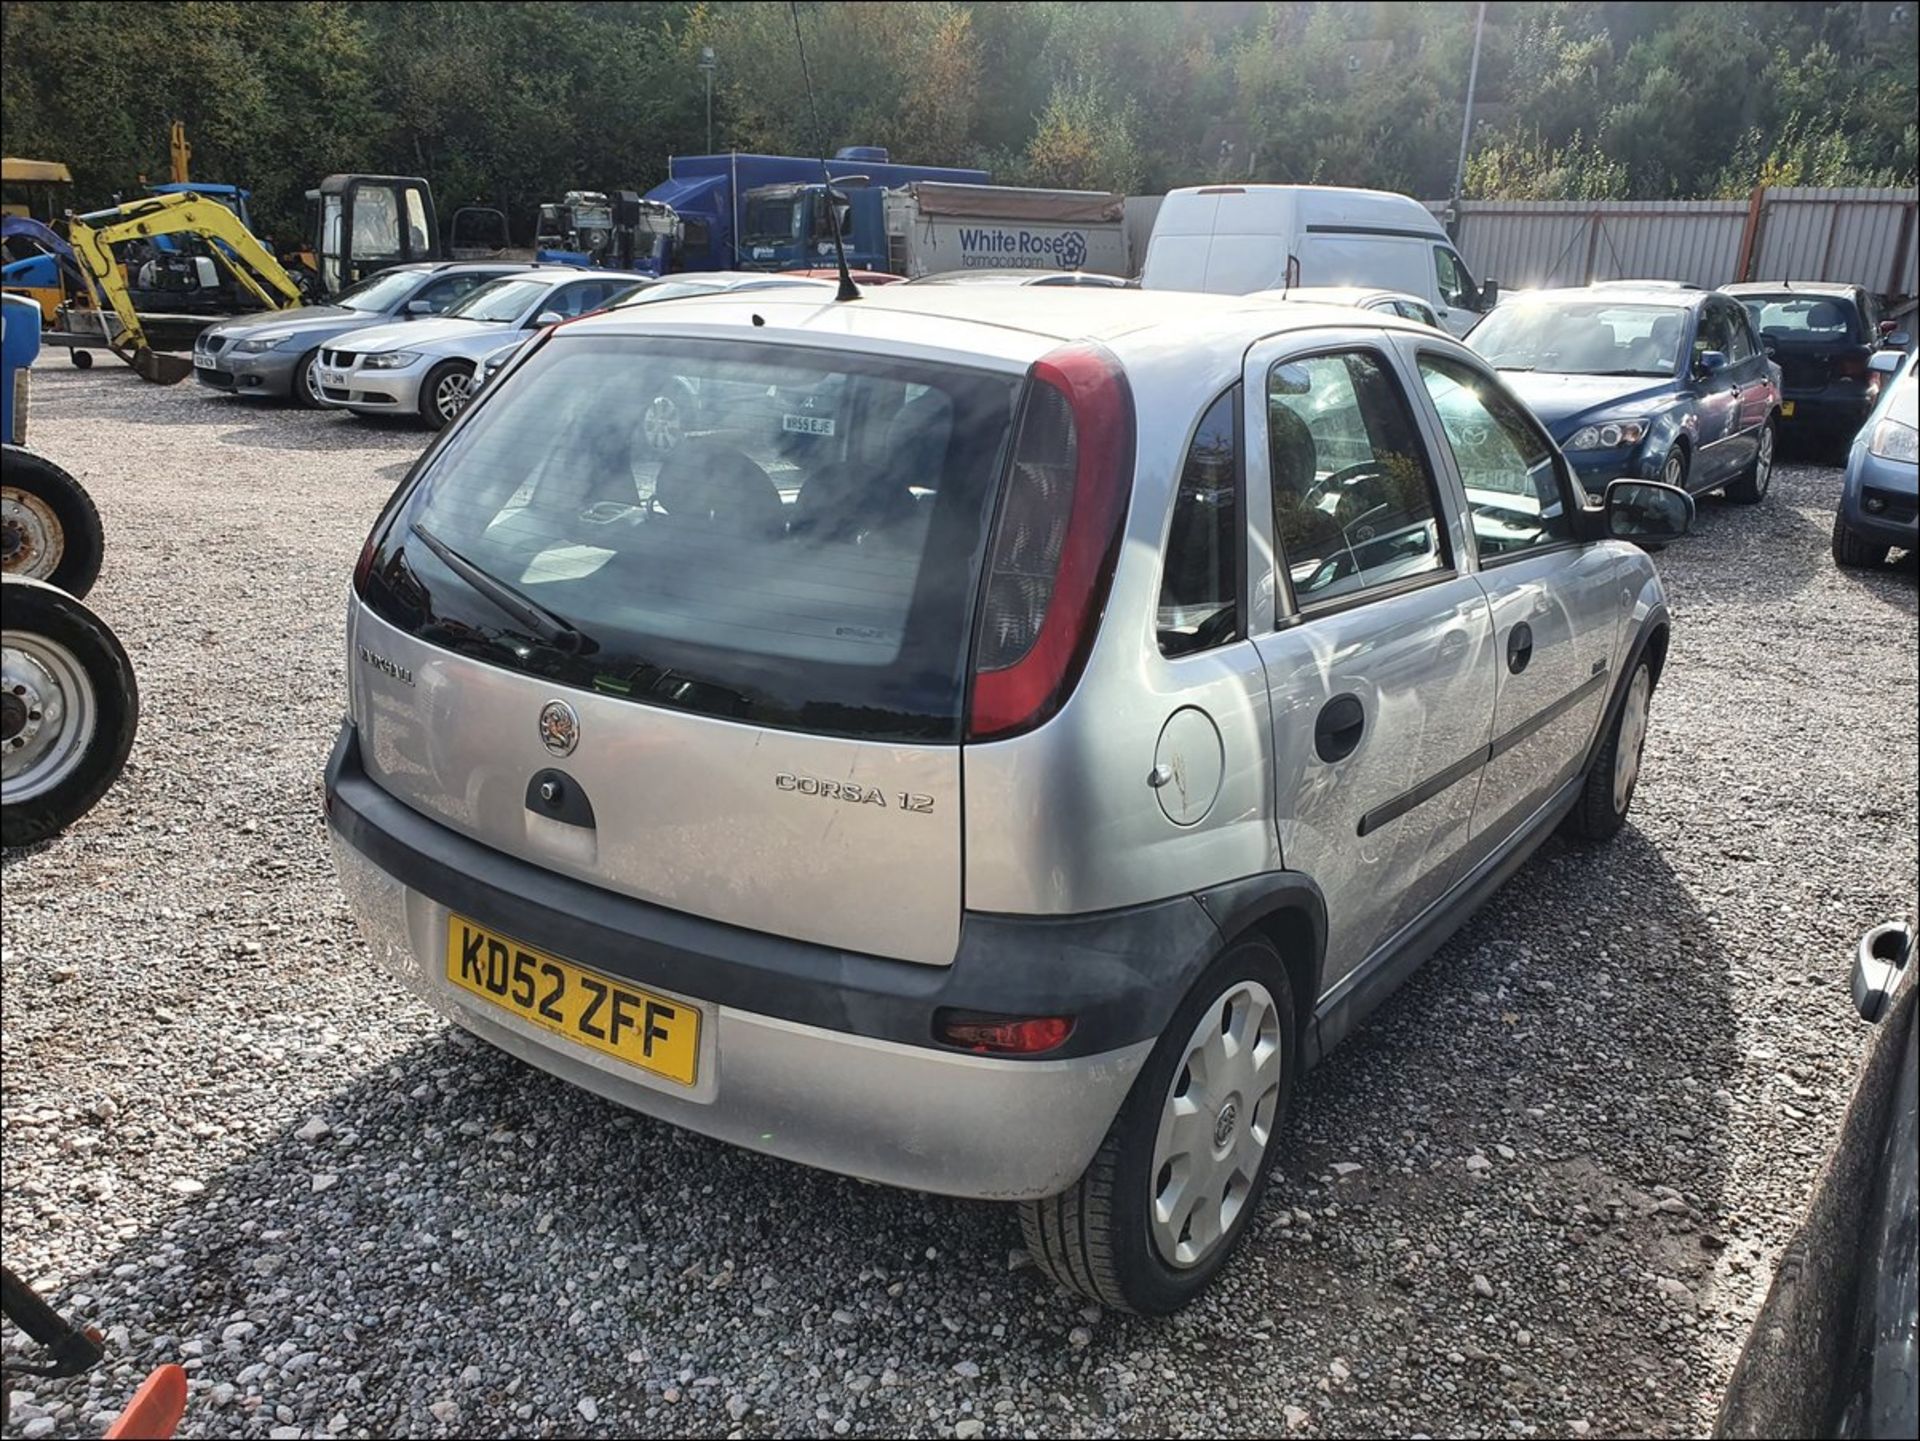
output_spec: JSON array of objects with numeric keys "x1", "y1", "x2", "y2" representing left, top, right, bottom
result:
[
  {"x1": 1869, "y1": 349, "x2": 1904, "y2": 376},
  {"x1": 1479, "y1": 278, "x2": 1499, "y2": 310},
  {"x1": 1692, "y1": 349, "x2": 1728, "y2": 379},
  {"x1": 533, "y1": 310, "x2": 564, "y2": 327},
  {"x1": 405, "y1": 299, "x2": 434, "y2": 316},
  {"x1": 1851, "y1": 919, "x2": 1912, "y2": 1024},
  {"x1": 1604, "y1": 479, "x2": 1694, "y2": 546},
  {"x1": 1882, "y1": 330, "x2": 1912, "y2": 352}
]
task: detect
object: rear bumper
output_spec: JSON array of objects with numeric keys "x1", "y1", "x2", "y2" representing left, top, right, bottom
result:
[
  {"x1": 323, "y1": 723, "x2": 1185, "y2": 1200},
  {"x1": 1778, "y1": 385, "x2": 1875, "y2": 433}
]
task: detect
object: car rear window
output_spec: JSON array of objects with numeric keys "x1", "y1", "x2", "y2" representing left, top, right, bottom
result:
[
  {"x1": 1740, "y1": 294, "x2": 1860, "y2": 341},
  {"x1": 359, "y1": 334, "x2": 1022, "y2": 741}
]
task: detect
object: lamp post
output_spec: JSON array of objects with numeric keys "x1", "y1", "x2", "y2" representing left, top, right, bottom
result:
[
  {"x1": 698, "y1": 47, "x2": 717, "y2": 154},
  {"x1": 1449, "y1": 2, "x2": 1487, "y2": 226}
]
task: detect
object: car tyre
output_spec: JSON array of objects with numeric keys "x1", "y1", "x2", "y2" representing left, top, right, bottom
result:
[
  {"x1": 1568, "y1": 657, "x2": 1653, "y2": 842},
  {"x1": 1019, "y1": 938, "x2": 1296, "y2": 1315},
  {"x1": 292, "y1": 349, "x2": 325, "y2": 410},
  {"x1": 69, "y1": 349, "x2": 93, "y2": 370},
  {"x1": 1, "y1": 446, "x2": 104, "y2": 598},
  {"x1": 420, "y1": 361, "x2": 475, "y2": 431},
  {"x1": 1725, "y1": 419, "x2": 1775, "y2": 504},
  {"x1": 1, "y1": 577, "x2": 139, "y2": 849},
  {"x1": 1658, "y1": 444, "x2": 1690, "y2": 494},
  {"x1": 1830, "y1": 511, "x2": 1889, "y2": 569}
]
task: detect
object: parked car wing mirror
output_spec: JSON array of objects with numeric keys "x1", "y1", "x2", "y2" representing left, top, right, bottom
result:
[
  {"x1": 1479, "y1": 278, "x2": 1499, "y2": 310},
  {"x1": 1694, "y1": 349, "x2": 1728, "y2": 377},
  {"x1": 1881, "y1": 330, "x2": 1912, "y2": 352},
  {"x1": 1604, "y1": 479, "x2": 1693, "y2": 545},
  {"x1": 533, "y1": 310, "x2": 564, "y2": 327},
  {"x1": 1869, "y1": 349, "x2": 1905, "y2": 376},
  {"x1": 1851, "y1": 919, "x2": 1912, "y2": 1024},
  {"x1": 405, "y1": 299, "x2": 434, "y2": 316}
]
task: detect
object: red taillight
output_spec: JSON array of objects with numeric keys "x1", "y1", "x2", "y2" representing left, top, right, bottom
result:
[
  {"x1": 935, "y1": 1011, "x2": 1075, "y2": 1055},
  {"x1": 352, "y1": 531, "x2": 377, "y2": 592},
  {"x1": 968, "y1": 344, "x2": 1133, "y2": 740}
]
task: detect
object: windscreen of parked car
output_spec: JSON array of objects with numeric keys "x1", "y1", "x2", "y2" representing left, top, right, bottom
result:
[
  {"x1": 337, "y1": 268, "x2": 429, "y2": 314},
  {"x1": 444, "y1": 277, "x2": 549, "y2": 323},
  {"x1": 1469, "y1": 301, "x2": 1688, "y2": 377},
  {"x1": 1738, "y1": 294, "x2": 1860, "y2": 342},
  {"x1": 741, "y1": 193, "x2": 804, "y2": 247},
  {"x1": 362, "y1": 335, "x2": 1022, "y2": 741}
]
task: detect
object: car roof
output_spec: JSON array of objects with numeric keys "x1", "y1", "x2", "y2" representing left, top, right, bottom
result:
[
  {"x1": 426, "y1": 259, "x2": 546, "y2": 274},
  {"x1": 1252, "y1": 285, "x2": 1424, "y2": 308},
  {"x1": 1723, "y1": 281, "x2": 1857, "y2": 298},
  {"x1": 563, "y1": 284, "x2": 1436, "y2": 372},
  {"x1": 1503, "y1": 286, "x2": 1705, "y2": 309},
  {"x1": 480, "y1": 266, "x2": 637, "y2": 288}
]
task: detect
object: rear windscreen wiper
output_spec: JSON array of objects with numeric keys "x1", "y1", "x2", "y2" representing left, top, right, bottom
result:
[{"x1": 409, "y1": 523, "x2": 588, "y2": 654}]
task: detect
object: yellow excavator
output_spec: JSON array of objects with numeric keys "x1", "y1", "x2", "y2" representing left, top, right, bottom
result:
[{"x1": 58, "y1": 190, "x2": 306, "y2": 382}]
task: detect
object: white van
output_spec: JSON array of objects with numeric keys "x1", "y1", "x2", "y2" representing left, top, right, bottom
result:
[{"x1": 1141, "y1": 184, "x2": 1496, "y2": 337}]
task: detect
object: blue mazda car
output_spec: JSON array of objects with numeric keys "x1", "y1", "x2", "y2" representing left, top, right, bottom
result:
[{"x1": 1469, "y1": 286, "x2": 1781, "y2": 505}]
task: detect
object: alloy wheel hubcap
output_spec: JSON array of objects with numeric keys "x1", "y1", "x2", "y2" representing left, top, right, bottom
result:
[
  {"x1": 1756, "y1": 428, "x2": 1773, "y2": 493},
  {"x1": 1, "y1": 635, "x2": 97, "y2": 799},
  {"x1": 436, "y1": 373, "x2": 471, "y2": 421},
  {"x1": 305, "y1": 359, "x2": 324, "y2": 403},
  {"x1": 1614, "y1": 666, "x2": 1651, "y2": 814},
  {"x1": 0, "y1": 488, "x2": 64, "y2": 580},
  {"x1": 1150, "y1": 979, "x2": 1284, "y2": 1269},
  {"x1": 1662, "y1": 454, "x2": 1683, "y2": 487}
]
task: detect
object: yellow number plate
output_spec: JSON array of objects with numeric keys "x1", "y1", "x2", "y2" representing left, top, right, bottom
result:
[
  {"x1": 445, "y1": 916, "x2": 699, "y2": 1085},
  {"x1": 1780, "y1": 401, "x2": 1795, "y2": 417}
]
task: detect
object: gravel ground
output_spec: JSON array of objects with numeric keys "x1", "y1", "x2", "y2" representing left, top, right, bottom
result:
[{"x1": 3, "y1": 356, "x2": 1916, "y2": 1441}]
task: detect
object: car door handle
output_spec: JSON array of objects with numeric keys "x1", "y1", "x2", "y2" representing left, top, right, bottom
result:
[
  {"x1": 1506, "y1": 622, "x2": 1534, "y2": 674},
  {"x1": 1314, "y1": 693, "x2": 1366, "y2": 763}
]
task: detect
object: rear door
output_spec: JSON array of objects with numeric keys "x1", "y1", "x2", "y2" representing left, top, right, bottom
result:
[
  {"x1": 1721, "y1": 298, "x2": 1773, "y2": 445},
  {"x1": 1245, "y1": 329, "x2": 1498, "y2": 997},
  {"x1": 1690, "y1": 300, "x2": 1744, "y2": 485},
  {"x1": 350, "y1": 332, "x2": 1024, "y2": 966},
  {"x1": 1410, "y1": 350, "x2": 1621, "y2": 855}
]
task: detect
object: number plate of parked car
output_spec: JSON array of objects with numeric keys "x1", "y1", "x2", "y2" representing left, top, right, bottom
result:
[{"x1": 444, "y1": 916, "x2": 700, "y2": 1085}]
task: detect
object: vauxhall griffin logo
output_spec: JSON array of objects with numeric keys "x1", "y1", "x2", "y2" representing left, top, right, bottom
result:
[{"x1": 539, "y1": 699, "x2": 580, "y2": 756}]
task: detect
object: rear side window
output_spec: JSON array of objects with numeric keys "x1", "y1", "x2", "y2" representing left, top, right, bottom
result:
[
  {"x1": 1721, "y1": 301, "x2": 1757, "y2": 362},
  {"x1": 1268, "y1": 350, "x2": 1449, "y2": 609},
  {"x1": 1158, "y1": 390, "x2": 1238, "y2": 656},
  {"x1": 363, "y1": 336, "x2": 1021, "y2": 741},
  {"x1": 414, "y1": 273, "x2": 494, "y2": 313}
]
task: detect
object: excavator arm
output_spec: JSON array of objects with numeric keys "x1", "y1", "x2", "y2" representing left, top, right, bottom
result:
[{"x1": 65, "y1": 192, "x2": 305, "y2": 383}]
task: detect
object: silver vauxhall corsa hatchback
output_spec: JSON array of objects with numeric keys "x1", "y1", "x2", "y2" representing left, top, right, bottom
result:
[{"x1": 325, "y1": 286, "x2": 1693, "y2": 1313}]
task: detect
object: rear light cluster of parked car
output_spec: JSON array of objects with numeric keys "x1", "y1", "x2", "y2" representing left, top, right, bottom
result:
[{"x1": 970, "y1": 344, "x2": 1134, "y2": 741}]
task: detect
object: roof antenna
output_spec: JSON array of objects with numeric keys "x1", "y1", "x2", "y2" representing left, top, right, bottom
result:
[{"x1": 788, "y1": 0, "x2": 859, "y2": 302}]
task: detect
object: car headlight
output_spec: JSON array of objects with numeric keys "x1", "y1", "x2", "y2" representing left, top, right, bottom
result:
[
  {"x1": 1869, "y1": 417, "x2": 1919, "y2": 464},
  {"x1": 1565, "y1": 418, "x2": 1651, "y2": 451},
  {"x1": 361, "y1": 351, "x2": 421, "y2": 370},
  {"x1": 231, "y1": 334, "x2": 291, "y2": 353}
]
